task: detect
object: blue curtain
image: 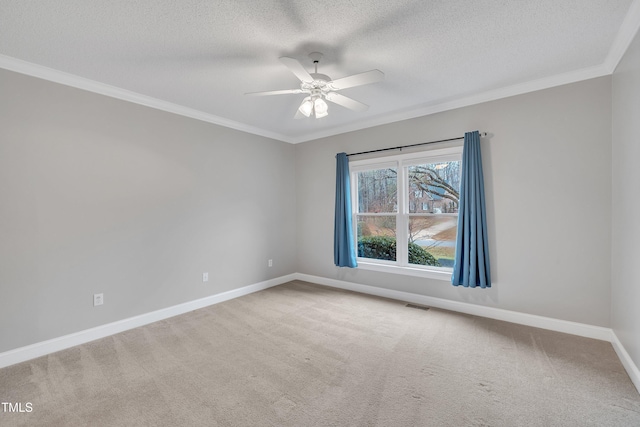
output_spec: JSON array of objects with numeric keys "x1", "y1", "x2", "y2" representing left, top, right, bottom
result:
[
  {"x1": 334, "y1": 153, "x2": 358, "y2": 268},
  {"x1": 452, "y1": 131, "x2": 491, "y2": 288}
]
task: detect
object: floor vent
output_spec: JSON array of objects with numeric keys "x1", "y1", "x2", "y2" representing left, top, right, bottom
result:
[{"x1": 405, "y1": 303, "x2": 430, "y2": 311}]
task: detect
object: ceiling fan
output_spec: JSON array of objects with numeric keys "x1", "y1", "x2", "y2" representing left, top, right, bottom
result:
[{"x1": 246, "y1": 52, "x2": 384, "y2": 119}]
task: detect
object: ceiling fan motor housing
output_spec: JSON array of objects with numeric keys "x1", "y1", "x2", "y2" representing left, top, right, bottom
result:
[
  {"x1": 246, "y1": 52, "x2": 383, "y2": 118},
  {"x1": 310, "y1": 73, "x2": 331, "y2": 83}
]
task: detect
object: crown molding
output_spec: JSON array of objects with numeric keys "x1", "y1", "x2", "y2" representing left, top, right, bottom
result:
[
  {"x1": 0, "y1": 52, "x2": 617, "y2": 146},
  {"x1": 289, "y1": 63, "x2": 611, "y2": 143},
  {"x1": 0, "y1": 54, "x2": 294, "y2": 143},
  {"x1": 604, "y1": 0, "x2": 640, "y2": 73},
  {"x1": 3, "y1": 0, "x2": 639, "y2": 148}
]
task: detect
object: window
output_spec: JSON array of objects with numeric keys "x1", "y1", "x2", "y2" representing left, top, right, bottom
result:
[{"x1": 350, "y1": 146, "x2": 462, "y2": 280}]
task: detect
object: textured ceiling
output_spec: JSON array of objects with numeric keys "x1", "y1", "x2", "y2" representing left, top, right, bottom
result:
[{"x1": 1, "y1": 0, "x2": 638, "y2": 143}]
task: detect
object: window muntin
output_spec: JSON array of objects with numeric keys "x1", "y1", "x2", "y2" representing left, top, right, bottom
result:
[{"x1": 351, "y1": 147, "x2": 462, "y2": 275}]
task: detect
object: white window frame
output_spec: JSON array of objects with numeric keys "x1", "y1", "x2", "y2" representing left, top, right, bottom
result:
[{"x1": 350, "y1": 146, "x2": 463, "y2": 281}]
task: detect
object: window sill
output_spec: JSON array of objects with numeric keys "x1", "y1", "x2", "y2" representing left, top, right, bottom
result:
[{"x1": 356, "y1": 261, "x2": 452, "y2": 282}]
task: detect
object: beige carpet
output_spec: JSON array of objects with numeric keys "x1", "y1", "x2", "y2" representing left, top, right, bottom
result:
[{"x1": 1, "y1": 280, "x2": 639, "y2": 426}]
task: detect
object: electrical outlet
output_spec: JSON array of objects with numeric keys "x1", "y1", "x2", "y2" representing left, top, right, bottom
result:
[
  {"x1": 93, "y1": 293, "x2": 104, "y2": 307},
  {"x1": 203, "y1": 272, "x2": 209, "y2": 282},
  {"x1": 268, "y1": 259, "x2": 273, "y2": 267}
]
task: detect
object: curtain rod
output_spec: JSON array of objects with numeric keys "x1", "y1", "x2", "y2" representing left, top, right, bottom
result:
[{"x1": 345, "y1": 132, "x2": 487, "y2": 157}]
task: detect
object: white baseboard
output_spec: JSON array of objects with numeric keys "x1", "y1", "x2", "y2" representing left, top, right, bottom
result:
[
  {"x1": 611, "y1": 332, "x2": 640, "y2": 393},
  {"x1": 3, "y1": 272, "x2": 639, "y2": 397},
  {"x1": 0, "y1": 274, "x2": 296, "y2": 369},
  {"x1": 294, "y1": 273, "x2": 614, "y2": 341},
  {"x1": 295, "y1": 273, "x2": 640, "y2": 395}
]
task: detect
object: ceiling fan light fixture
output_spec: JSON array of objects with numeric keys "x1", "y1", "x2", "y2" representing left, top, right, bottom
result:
[
  {"x1": 248, "y1": 54, "x2": 383, "y2": 120},
  {"x1": 298, "y1": 97, "x2": 313, "y2": 117},
  {"x1": 314, "y1": 97, "x2": 328, "y2": 118}
]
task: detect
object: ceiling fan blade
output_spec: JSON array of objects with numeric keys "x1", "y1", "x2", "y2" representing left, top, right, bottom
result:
[
  {"x1": 245, "y1": 89, "x2": 304, "y2": 96},
  {"x1": 328, "y1": 69, "x2": 384, "y2": 90},
  {"x1": 279, "y1": 57, "x2": 314, "y2": 82},
  {"x1": 294, "y1": 110, "x2": 307, "y2": 119},
  {"x1": 325, "y1": 92, "x2": 369, "y2": 112}
]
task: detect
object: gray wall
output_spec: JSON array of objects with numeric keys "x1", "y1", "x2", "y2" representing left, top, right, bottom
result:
[
  {"x1": 612, "y1": 30, "x2": 640, "y2": 370},
  {"x1": 0, "y1": 69, "x2": 297, "y2": 353},
  {"x1": 296, "y1": 77, "x2": 612, "y2": 327},
  {"x1": 0, "y1": 64, "x2": 618, "y2": 355}
]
